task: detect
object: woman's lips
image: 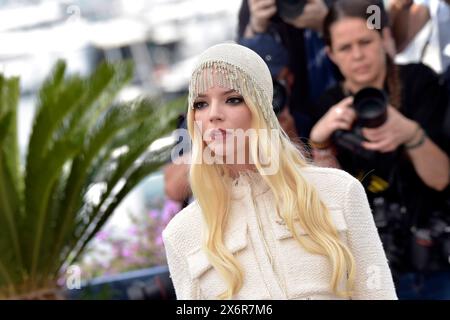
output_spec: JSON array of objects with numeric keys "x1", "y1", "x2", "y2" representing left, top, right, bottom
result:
[
  {"x1": 209, "y1": 128, "x2": 229, "y2": 141},
  {"x1": 353, "y1": 65, "x2": 370, "y2": 74}
]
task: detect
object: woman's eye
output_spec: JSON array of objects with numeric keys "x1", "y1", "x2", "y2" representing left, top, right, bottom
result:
[
  {"x1": 193, "y1": 101, "x2": 207, "y2": 109},
  {"x1": 227, "y1": 97, "x2": 243, "y2": 105}
]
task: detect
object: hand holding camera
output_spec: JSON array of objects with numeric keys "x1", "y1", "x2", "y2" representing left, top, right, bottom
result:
[
  {"x1": 280, "y1": 0, "x2": 329, "y2": 32},
  {"x1": 311, "y1": 87, "x2": 421, "y2": 158},
  {"x1": 361, "y1": 106, "x2": 418, "y2": 153},
  {"x1": 310, "y1": 96, "x2": 356, "y2": 144},
  {"x1": 248, "y1": 0, "x2": 330, "y2": 34},
  {"x1": 248, "y1": 0, "x2": 277, "y2": 33}
]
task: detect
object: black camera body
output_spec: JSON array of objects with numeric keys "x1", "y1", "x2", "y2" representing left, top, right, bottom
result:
[
  {"x1": 372, "y1": 197, "x2": 408, "y2": 270},
  {"x1": 331, "y1": 86, "x2": 450, "y2": 275},
  {"x1": 410, "y1": 211, "x2": 450, "y2": 272},
  {"x1": 276, "y1": 0, "x2": 307, "y2": 20},
  {"x1": 332, "y1": 87, "x2": 388, "y2": 160},
  {"x1": 373, "y1": 196, "x2": 450, "y2": 275},
  {"x1": 276, "y1": 0, "x2": 334, "y2": 20}
]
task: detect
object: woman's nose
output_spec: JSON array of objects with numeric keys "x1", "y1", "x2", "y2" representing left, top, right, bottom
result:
[
  {"x1": 208, "y1": 101, "x2": 224, "y2": 122},
  {"x1": 352, "y1": 45, "x2": 363, "y2": 59}
]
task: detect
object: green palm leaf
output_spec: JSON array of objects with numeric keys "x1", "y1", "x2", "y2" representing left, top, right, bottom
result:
[
  {"x1": 67, "y1": 144, "x2": 173, "y2": 268},
  {"x1": 0, "y1": 76, "x2": 23, "y2": 290},
  {"x1": 0, "y1": 59, "x2": 183, "y2": 297}
]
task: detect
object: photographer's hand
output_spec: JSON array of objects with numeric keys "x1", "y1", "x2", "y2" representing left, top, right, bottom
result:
[
  {"x1": 283, "y1": 0, "x2": 328, "y2": 32},
  {"x1": 310, "y1": 96, "x2": 355, "y2": 144},
  {"x1": 362, "y1": 106, "x2": 449, "y2": 191},
  {"x1": 361, "y1": 106, "x2": 417, "y2": 153},
  {"x1": 246, "y1": 0, "x2": 277, "y2": 36}
]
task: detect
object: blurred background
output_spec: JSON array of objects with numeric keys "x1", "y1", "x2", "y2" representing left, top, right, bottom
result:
[
  {"x1": 0, "y1": 0, "x2": 449, "y2": 300},
  {"x1": 0, "y1": 0, "x2": 241, "y2": 300}
]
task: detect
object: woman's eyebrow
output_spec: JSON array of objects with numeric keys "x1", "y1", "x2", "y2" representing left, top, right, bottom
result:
[
  {"x1": 197, "y1": 89, "x2": 237, "y2": 98},
  {"x1": 222, "y1": 89, "x2": 237, "y2": 95}
]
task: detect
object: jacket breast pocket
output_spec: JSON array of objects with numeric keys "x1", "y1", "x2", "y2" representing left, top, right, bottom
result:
[
  {"x1": 186, "y1": 227, "x2": 249, "y2": 299},
  {"x1": 273, "y1": 207, "x2": 349, "y2": 299},
  {"x1": 186, "y1": 226, "x2": 271, "y2": 300},
  {"x1": 187, "y1": 247, "x2": 226, "y2": 299}
]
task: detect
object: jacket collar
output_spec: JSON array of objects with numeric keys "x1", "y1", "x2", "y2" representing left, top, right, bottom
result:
[{"x1": 229, "y1": 170, "x2": 271, "y2": 200}]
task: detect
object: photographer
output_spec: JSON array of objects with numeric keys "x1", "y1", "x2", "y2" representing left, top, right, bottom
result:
[
  {"x1": 310, "y1": 0, "x2": 450, "y2": 299},
  {"x1": 241, "y1": 31, "x2": 300, "y2": 141},
  {"x1": 238, "y1": 0, "x2": 340, "y2": 139}
]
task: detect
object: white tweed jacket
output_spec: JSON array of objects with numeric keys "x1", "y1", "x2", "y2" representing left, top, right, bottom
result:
[{"x1": 162, "y1": 166, "x2": 397, "y2": 300}]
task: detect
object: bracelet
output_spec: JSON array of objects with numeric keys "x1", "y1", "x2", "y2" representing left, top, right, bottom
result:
[
  {"x1": 404, "y1": 123, "x2": 421, "y2": 146},
  {"x1": 309, "y1": 139, "x2": 331, "y2": 150},
  {"x1": 404, "y1": 129, "x2": 427, "y2": 150},
  {"x1": 312, "y1": 146, "x2": 336, "y2": 158}
]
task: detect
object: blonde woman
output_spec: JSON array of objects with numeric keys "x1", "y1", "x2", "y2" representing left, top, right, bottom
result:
[{"x1": 162, "y1": 43, "x2": 397, "y2": 300}]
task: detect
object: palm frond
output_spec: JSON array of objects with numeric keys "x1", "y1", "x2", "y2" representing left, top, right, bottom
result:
[
  {"x1": 0, "y1": 76, "x2": 21, "y2": 193},
  {"x1": 41, "y1": 62, "x2": 134, "y2": 277},
  {"x1": 57, "y1": 96, "x2": 185, "y2": 273},
  {"x1": 0, "y1": 59, "x2": 183, "y2": 297},
  {"x1": 0, "y1": 76, "x2": 24, "y2": 286},
  {"x1": 24, "y1": 66, "x2": 86, "y2": 280},
  {"x1": 66, "y1": 144, "x2": 173, "y2": 268}
]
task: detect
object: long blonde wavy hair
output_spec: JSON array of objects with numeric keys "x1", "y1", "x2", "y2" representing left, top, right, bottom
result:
[{"x1": 187, "y1": 57, "x2": 355, "y2": 299}]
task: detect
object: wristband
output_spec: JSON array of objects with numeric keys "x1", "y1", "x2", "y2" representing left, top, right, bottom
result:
[{"x1": 404, "y1": 129, "x2": 426, "y2": 150}]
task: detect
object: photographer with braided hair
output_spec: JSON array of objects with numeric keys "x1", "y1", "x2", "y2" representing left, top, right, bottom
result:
[{"x1": 310, "y1": 0, "x2": 450, "y2": 299}]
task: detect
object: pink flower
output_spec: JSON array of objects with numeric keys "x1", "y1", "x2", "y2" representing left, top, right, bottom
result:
[
  {"x1": 161, "y1": 200, "x2": 181, "y2": 223},
  {"x1": 121, "y1": 242, "x2": 140, "y2": 258},
  {"x1": 148, "y1": 209, "x2": 160, "y2": 220},
  {"x1": 155, "y1": 234, "x2": 163, "y2": 246},
  {"x1": 130, "y1": 243, "x2": 140, "y2": 253},
  {"x1": 95, "y1": 230, "x2": 109, "y2": 241},
  {"x1": 127, "y1": 226, "x2": 139, "y2": 236},
  {"x1": 121, "y1": 247, "x2": 132, "y2": 258}
]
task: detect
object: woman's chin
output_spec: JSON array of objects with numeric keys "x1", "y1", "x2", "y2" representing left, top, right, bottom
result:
[
  {"x1": 354, "y1": 74, "x2": 378, "y2": 88},
  {"x1": 205, "y1": 144, "x2": 239, "y2": 163}
]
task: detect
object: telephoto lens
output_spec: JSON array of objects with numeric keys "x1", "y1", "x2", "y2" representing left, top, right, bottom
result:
[
  {"x1": 353, "y1": 87, "x2": 388, "y2": 128},
  {"x1": 331, "y1": 87, "x2": 389, "y2": 160}
]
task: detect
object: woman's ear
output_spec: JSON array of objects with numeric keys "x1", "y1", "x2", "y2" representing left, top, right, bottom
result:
[{"x1": 381, "y1": 27, "x2": 397, "y2": 58}]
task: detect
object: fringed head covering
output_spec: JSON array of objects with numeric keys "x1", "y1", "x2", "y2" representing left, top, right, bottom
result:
[{"x1": 188, "y1": 42, "x2": 278, "y2": 129}]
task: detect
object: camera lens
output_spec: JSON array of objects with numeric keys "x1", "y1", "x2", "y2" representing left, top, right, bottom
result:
[
  {"x1": 276, "y1": 0, "x2": 307, "y2": 20},
  {"x1": 353, "y1": 87, "x2": 388, "y2": 128}
]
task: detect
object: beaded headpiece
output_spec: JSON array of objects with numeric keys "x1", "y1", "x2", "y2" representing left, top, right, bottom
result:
[{"x1": 188, "y1": 43, "x2": 278, "y2": 129}]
